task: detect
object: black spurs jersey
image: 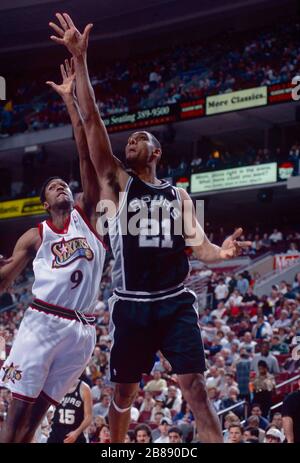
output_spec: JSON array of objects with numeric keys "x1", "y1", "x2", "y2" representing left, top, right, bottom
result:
[
  {"x1": 108, "y1": 173, "x2": 190, "y2": 293},
  {"x1": 48, "y1": 380, "x2": 86, "y2": 443}
]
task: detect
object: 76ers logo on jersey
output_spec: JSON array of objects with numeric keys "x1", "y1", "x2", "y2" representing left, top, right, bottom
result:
[
  {"x1": 1, "y1": 362, "x2": 22, "y2": 384},
  {"x1": 51, "y1": 237, "x2": 94, "y2": 268}
]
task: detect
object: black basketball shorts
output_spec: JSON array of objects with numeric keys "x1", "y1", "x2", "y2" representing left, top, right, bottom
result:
[{"x1": 108, "y1": 286, "x2": 206, "y2": 383}]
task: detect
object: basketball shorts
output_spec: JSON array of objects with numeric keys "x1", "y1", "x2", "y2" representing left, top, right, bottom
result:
[
  {"x1": 108, "y1": 286, "x2": 206, "y2": 383},
  {"x1": 0, "y1": 307, "x2": 96, "y2": 405}
]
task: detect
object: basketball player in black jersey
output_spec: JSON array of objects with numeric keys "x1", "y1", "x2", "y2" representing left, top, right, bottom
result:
[
  {"x1": 47, "y1": 379, "x2": 92, "y2": 443},
  {"x1": 50, "y1": 13, "x2": 251, "y2": 443}
]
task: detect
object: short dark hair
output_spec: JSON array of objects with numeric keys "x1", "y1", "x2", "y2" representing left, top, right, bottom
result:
[
  {"x1": 168, "y1": 426, "x2": 183, "y2": 437},
  {"x1": 134, "y1": 423, "x2": 152, "y2": 439},
  {"x1": 229, "y1": 423, "x2": 243, "y2": 433},
  {"x1": 244, "y1": 426, "x2": 259, "y2": 438},
  {"x1": 150, "y1": 134, "x2": 161, "y2": 150},
  {"x1": 39, "y1": 176, "x2": 66, "y2": 203},
  {"x1": 258, "y1": 360, "x2": 268, "y2": 369}
]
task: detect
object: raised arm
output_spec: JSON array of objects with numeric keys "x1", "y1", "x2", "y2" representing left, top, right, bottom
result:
[
  {"x1": 0, "y1": 228, "x2": 40, "y2": 293},
  {"x1": 46, "y1": 58, "x2": 99, "y2": 226},
  {"x1": 179, "y1": 188, "x2": 251, "y2": 262},
  {"x1": 49, "y1": 13, "x2": 128, "y2": 201}
]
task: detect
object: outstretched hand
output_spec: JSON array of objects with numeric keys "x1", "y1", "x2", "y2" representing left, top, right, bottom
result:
[
  {"x1": 46, "y1": 58, "x2": 75, "y2": 98},
  {"x1": 49, "y1": 13, "x2": 93, "y2": 57},
  {"x1": 220, "y1": 228, "x2": 252, "y2": 259}
]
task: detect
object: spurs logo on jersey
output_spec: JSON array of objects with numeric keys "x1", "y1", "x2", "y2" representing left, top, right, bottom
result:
[
  {"x1": 129, "y1": 194, "x2": 181, "y2": 220},
  {"x1": 109, "y1": 174, "x2": 190, "y2": 293},
  {"x1": 51, "y1": 237, "x2": 94, "y2": 268},
  {"x1": 61, "y1": 395, "x2": 81, "y2": 408}
]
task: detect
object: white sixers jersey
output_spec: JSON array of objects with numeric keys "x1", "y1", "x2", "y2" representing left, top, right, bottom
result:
[{"x1": 32, "y1": 206, "x2": 105, "y2": 314}]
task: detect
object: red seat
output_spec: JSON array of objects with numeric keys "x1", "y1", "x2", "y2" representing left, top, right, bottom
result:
[
  {"x1": 128, "y1": 422, "x2": 138, "y2": 431},
  {"x1": 138, "y1": 410, "x2": 151, "y2": 423}
]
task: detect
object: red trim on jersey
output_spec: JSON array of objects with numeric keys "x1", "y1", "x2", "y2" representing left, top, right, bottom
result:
[
  {"x1": 40, "y1": 390, "x2": 60, "y2": 407},
  {"x1": 12, "y1": 392, "x2": 36, "y2": 404},
  {"x1": 74, "y1": 204, "x2": 107, "y2": 250},
  {"x1": 32, "y1": 298, "x2": 94, "y2": 317},
  {"x1": 38, "y1": 222, "x2": 43, "y2": 240},
  {"x1": 46, "y1": 214, "x2": 71, "y2": 234}
]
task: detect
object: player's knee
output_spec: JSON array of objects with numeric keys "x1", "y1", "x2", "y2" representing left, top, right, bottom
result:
[{"x1": 114, "y1": 384, "x2": 138, "y2": 406}]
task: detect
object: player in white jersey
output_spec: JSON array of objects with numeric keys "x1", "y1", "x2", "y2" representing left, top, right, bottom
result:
[{"x1": 0, "y1": 60, "x2": 106, "y2": 443}]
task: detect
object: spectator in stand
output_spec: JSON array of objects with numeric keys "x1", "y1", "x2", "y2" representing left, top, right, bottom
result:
[
  {"x1": 150, "y1": 412, "x2": 164, "y2": 441},
  {"x1": 269, "y1": 229, "x2": 283, "y2": 243},
  {"x1": 227, "y1": 424, "x2": 244, "y2": 443},
  {"x1": 247, "y1": 404, "x2": 269, "y2": 430},
  {"x1": 98, "y1": 423, "x2": 111, "y2": 443},
  {"x1": 282, "y1": 378, "x2": 300, "y2": 443},
  {"x1": 239, "y1": 332, "x2": 257, "y2": 354},
  {"x1": 225, "y1": 289, "x2": 243, "y2": 310},
  {"x1": 139, "y1": 391, "x2": 156, "y2": 414},
  {"x1": 279, "y1": 281, "x2": 289, "y2": 296},
  {"x1": 91, "y1": 377, "x2": 104, "y2": 403},
  {"x1": 220, "y1": 387, "x2": 243, "y2": 418},
  {"x1": 163, "y1": 386, "x2": 182, "y2": 414},
  {"x1": 292, "y1": 272, "x2": 300, "y2": 290},
  {"x1": 168, "y1": 426, "x2": 183, "y2": 443},
  {"x1": 149, "y1": 396, "x2": 172, "y2": 422},
  {"x1": 242, "y1": 287, "x2": 259, "y2": 307},
  {"x1": 273, "y1": 310, "x2": 291, "y2": 330},
  {"x1": 264, "y1": 427, "x2": 284, "y2": 443},
  {"x1": 271, "y1": 412, "x2": 284, "y2": 433},
  {"x1": 252, "y1": 316, "x2": 273, "y2": 341},
  {"x1": 154, "y1": 417, "x2": 172, "y2": 443},
  {"x1": 223, "y1": 412, "x2": 240, "y2": 443},
  {"x1": 211, "y1": 301, "x2": 227, "y2": 320},
  {"x1": 251, "y1": 360, "x2": 275, "y2": 419},
  {"x1": 207, "y1": 386, "x2": 222, "y2": 412},
  {"x1": 270, "y1": 335, "x2": 289, "y2": 354},
  {"x1": 219, "y1": 373, "x2": 238, "y2": 399},
  {"x1": 243, "y1": 426, "x2": 259, "y2": 443},
  {"x1": 124, "y1": 430, "x2": 136, "y2": 443},
  {"x1": 214, "y1": 278, "x2": 229, "y2": 307},
  {"x1": 92, "y1": 394, "x2": 111, "y2": 418},
  {"x1": 251, "y1": 341, "x2": 280, "y2": 375},
  {"x1": 143, "y1": 370, "x2": 167, "y2": 392},
  {"x1": 261, "y1": 233, "x2": 271, "y2": 249},
  {"x1": 173, "y1": 400, "x2": 194, "y2": 425},
  {"x1": 236, "y1": 273, "x2": 249, "y2": 296},
  {"x1": 134, "y1": 424, "x2": 152, "y2": 443},
  {"x1": 206, "y1": 366, "x2": 223, "y2": 390}
]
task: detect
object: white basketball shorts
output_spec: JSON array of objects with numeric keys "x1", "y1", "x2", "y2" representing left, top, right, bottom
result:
[{"x1": 0, "y1": 307, "x2": 96, "y2": 405}]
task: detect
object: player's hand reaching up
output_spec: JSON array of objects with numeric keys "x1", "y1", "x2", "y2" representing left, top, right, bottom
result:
[
  {"x1": 46, "y1": 58, "x2": 75, "y2": 99},
  {"x1": 49, "y1": 13, "x2": 93, "y2": 57},
  {"x1": 220, "y1": 227, "x2": 252, "y2": 259}
]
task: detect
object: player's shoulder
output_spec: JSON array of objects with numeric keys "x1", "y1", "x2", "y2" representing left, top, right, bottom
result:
[
  {"x1": 80, "y1": 380, "x2": 92, "y2": 395},
  {"x1": 17, "y1": 227, "x2": 41, "y2": 254},
  {"x1": 22, "y1": 227, "x2": 41, "y2": 245}
]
